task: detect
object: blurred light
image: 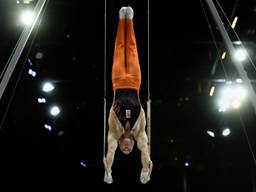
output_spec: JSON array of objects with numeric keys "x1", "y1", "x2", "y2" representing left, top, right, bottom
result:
[
  {"x1": 217, "y1": 84, "x2": 247, "y2": 112},
  {"x1": 233, "y1": 41, "x2": 242, "y2": 45},
  {"x1": 236, "y1": 78, "x2": 242, "y2": 83},
  {"x1": 50, "y1": 105, "x2": 60, "y2": 116},
  {"x1": 44, "y1": 124, "x2": 52, "y2": 131},
  {"x1": 23, "y1": 0, "x2": 33, "y2": 4},
  {"x1": 234, "y1": 48, "x2": 247, "y2": 62},
  {"x1": 28, "y1": 69, "x2": 33, "y2": 75},
  {"x1": 27, "y1": 58, "x2": 32, "y2": 65},
  {"x1": 17, "y1": 0, "x2": 34, "y2": 4},
  {"x1": 226, "y1": 81, "x2": 232, "y2": 85},
  {"x1": 218, "y1": 100, "x2": 229, "y2": 112},
  {"x1": 221, "y1": 52, "x2": 226, "y2": 59},
  {"x1": 57, "y1": 130, "x2": 64, "y2": 136},
  {"x1": 231, "y1": 16, "x2": 238, "y2": 29},
  {"x1": 20, "y1": 10, "x2": 35, "y2": 25},
  {"x1": 35, "y1": 52, "x2": 44, "y2": 59},
  {"x1": 207, "y1": 130, "x2": 215, "y2": 137},
  {"x1": 80, "y1": 161, "x2": 87, "y2": 168},
  {"x1": 42, "y1": 82, "x2": 54, "y2": 92},
  {"x1": 184, "y1": 162, "x2": 189, "y2": 167},
  {"x1": 17, "y1": 0, "x2": 34, "y2": 3},
  {"x1": 209, "y1": 86, "x2": 215, "y2": 96},
  {"x1": 231, "y1": 99, "x2": 241, "y2": 109},
  {"x1": 32, "y1": 71, "x2": 36, "y2": 77},
  {"x1": 37, "y1": 97, "x2": 46, "y2": 103},
  {"x1": 222, "y1": 128, "x2": 231, "y2": 136},
  {"x1": 28, "y1": 69, "x2": 36, "y2": 77}
]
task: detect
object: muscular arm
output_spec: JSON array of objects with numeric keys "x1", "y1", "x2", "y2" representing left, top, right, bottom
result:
[
  {"x1": 104, "y1": 131, "x2": 118, "y2": 171},
  {"x1": 103, "y1": 110, "x2": 120, "y2": 184},
  {"x1": 137, "y1": 130, "x2": 151, "y2": 169},
  {"x1": 104, "y1": 110, "x2": 120, "y2": 172},
  {"x1": 135, "y1": 110, "x2": 153, "y2": 184},
  {"x1": 135, "y1": 111, "x2": 152, "y2": 170}
]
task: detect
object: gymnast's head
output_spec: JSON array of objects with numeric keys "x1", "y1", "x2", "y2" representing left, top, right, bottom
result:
[{"x1": 118, "y1": 136, "x2": 135, "y2": 155}]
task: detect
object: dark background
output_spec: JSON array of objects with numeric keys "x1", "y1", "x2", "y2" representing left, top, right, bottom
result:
[{"x1": 0, "y1": 0, "x2": 256, "y2": 191}]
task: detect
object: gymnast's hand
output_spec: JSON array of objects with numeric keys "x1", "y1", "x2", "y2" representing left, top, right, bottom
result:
[
  {"x1": 103, "y1": 157, "x2": 113, "y2": 184},
  {"x1": 140, "y1": 160, "x2": 153, "y2": 184}
]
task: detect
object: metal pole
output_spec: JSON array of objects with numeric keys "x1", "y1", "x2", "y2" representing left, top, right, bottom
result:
[
  {"x1": 147, "y1": 0, "x2": 151, "y2": 155},
  {"x1": 103, "y1": 0, "x2": 107, "y2": 157},
  {"x1": 0, "y1": 0, "x2": 47, "y2": 101},
  {"x1": 205, "y1": 0, "x2": 256, "y2": 115}
]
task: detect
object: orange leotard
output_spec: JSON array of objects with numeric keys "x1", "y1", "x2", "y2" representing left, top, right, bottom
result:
[{"x1": 111, "y1": 19, "x2": 141, "y2": 92}]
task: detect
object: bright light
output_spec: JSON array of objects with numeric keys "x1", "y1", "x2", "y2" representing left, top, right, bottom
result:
[
  {"x1": 37, "y1": 97, "x2": 46, "y2": 103},
  {"x1": 20, "y1": 10, "x2": 35, "y2": 25},
  {"x1": 218, "y1": 100, "x2": 229, "y2": 112},
  {"x1": 80, "y1": 161, "x2": 87, "y2": 168},
  {"x1": 42, "y1": 82, "x2": 55, "y2": 92},
  {"x1": 236, "y1": 78, "x2": 242, "y2": 83},
  {"x1": 23, "y1": 0, "x2": 33, "y2": 4},
  {"x1": 231, "y1": 16, "x2": 238, "y2": 29},
  {"x1": 184, "y1": 162, "x2": 189, "y2": 167},
  {"x1": 221, "y1": 52, "x2": 226, "y2": 60},
  {"x1": 32, "y1": 71, "x2": 36, "y2": 77},
  {"x1": 234, "y1": 48, "x2": 247, "y2": 62},
  {"x1": 217, "y1": 84, "x2": 247, "y2": 112},
  {"x1": 28, "y1": 69, "x2": 36, "y2": 77},
  {"x1": 44, "y1": 124, "x2": 52, "y2": 131},
  {"x1": 234, "y1": 86, "x2": 247, "y2": 100},
  {"x1": 233, "y1": 41, "x2": 242, "y2": 45},
  {"x1": 222, "y1": 128, "x2": 231, "y2": 136},
  {"x1": 209, "y1": 86, "x2": 215, "y2": 96},
  {"x1": 28, "y1": 69, "x2": 33, "y2": 75},
  {"x1": 50, "y1": 105, "x2": 60, "y2": 116},
  {"x1": 17, "y1": 0, "x2": 34, "y2": 4},
  {"x1": 231, "y1": 99, "x2": 241, "y2": 109},
  {"x1": 207, "y1": 130, "x2": 215, "y2": 137}
]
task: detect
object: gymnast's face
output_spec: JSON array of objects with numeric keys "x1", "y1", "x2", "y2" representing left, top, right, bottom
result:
[{"x1": 119, "y1": 137, "x2": 134, "y2": 155}]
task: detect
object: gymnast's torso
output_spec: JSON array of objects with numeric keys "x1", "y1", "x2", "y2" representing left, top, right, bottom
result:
[{"x1": 111, "y1": 89, "x2": 142, "y2": 132}]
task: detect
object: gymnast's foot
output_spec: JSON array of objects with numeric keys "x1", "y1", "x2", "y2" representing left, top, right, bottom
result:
[
  {"x1": 119, "y1": 6, "x2": 127, "y2": 19},
  {"x1": 126, "y1": 6, "x2": 134, "y2": 19}
]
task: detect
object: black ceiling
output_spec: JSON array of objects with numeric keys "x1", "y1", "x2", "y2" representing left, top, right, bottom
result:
[{"x1": 0, "y1": 0, "x2": 256, "y2": 191}]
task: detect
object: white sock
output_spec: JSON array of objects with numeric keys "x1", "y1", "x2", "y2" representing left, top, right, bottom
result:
[
  {"x1": 126, "y1": 6, "x2": 134, "y2": 19},
  {"x1": 119, "y1": 6, "x2": 127, "y2": 19}
]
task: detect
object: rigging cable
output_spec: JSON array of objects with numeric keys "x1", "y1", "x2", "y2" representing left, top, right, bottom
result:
[
  {"x1": 215, "y1": 0, "x2": 256, "y2": 167},
  {"x1": 103, "y1": 0, "x2": 107, "y2": 157},
  {"x1": 0, "y1": 0, "x2": 49, "y2": 130},
  {"x1": 146, "y1": 0, "x2": 151, "y2": 155}
]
